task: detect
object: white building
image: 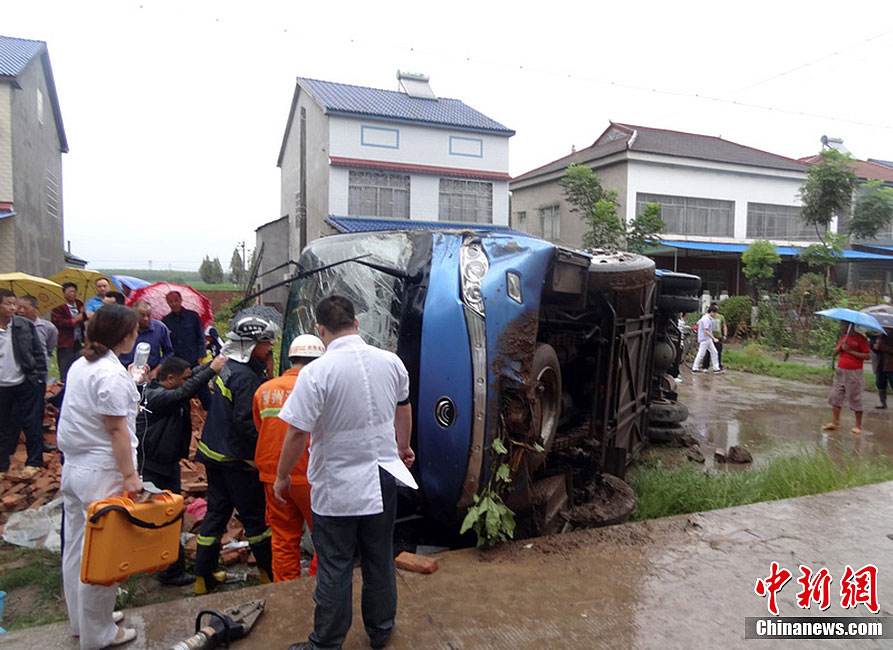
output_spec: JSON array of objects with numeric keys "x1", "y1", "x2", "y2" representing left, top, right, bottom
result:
[
  {"x1": 274, "y1": 73, "x2": 514, "y2": 264},
  {"x1": 510, "y1": 122, "x2": 889, "y2": 295}
]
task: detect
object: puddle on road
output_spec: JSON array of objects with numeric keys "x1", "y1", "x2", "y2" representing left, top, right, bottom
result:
[{"x1": 658, "y1": 370, "x2": 893, "y2": 468}]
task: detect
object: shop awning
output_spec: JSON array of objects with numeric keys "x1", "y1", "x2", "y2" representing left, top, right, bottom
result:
[
  {"x1": 327, "y1": 215, "x2": 519, "y2": 234},
  {"x1": 657, "y1": 240, "x2": 893, "y2": 261}
]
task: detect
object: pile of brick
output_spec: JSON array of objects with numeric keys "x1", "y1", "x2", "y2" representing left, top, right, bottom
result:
[
  {"x1": 0, "y1": 449, "x2": 61, "y2": 519},
  {"x1": 0, "y1": 397, "x2": 254, "y2": 565}
]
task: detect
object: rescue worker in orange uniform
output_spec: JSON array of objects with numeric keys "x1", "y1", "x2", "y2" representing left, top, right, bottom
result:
[{"x1": 252, "y1": 334, "x2": 325, "y2": 581}]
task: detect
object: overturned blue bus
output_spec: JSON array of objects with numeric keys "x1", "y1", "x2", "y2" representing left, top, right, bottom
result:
[{"x1": 280, "y1": 228, "x2": 699, "y2": 534}]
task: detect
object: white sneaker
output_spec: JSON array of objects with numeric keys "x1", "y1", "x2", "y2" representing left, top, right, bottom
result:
[
  {"x1": 713, "y1": 369, "x2": 725, "y2": 375},
  {"x1": 674, "y1": 377, "x2": 683, "y2": 384}
]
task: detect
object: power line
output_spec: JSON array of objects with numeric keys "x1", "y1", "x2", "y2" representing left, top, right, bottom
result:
[{"x1": 339, "y1": 35, "x2": 893, "y2": 131}]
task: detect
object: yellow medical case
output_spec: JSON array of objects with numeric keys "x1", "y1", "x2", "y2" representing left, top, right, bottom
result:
[{"x1": 81, "y1": 491, "x2": 185, "y2": 586}]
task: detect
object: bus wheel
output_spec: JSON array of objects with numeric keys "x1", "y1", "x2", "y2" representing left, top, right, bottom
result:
[{"x1": 528, "y1": 344, "x2": 561, "y2": 471}]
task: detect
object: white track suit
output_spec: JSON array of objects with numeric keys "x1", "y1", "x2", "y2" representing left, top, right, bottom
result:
[
  {"x1": 61, "y1": 465, "x2": 123, "y2": 648},
  {"x1": 57, "y1": 352, "x2": 140, "y2": 649},
  {"x1": 692, "y1": 313, "x2": 720, "y2": 372}
]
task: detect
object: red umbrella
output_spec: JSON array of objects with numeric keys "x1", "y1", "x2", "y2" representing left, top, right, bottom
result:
[{"x1": 126, "y1": 282, "x2": 215, "y2": 329}]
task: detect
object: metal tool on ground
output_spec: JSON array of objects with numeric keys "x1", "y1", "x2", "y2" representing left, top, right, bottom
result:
[{"x1": 169, "y1": 599, "x2": 265, "y2": 650}]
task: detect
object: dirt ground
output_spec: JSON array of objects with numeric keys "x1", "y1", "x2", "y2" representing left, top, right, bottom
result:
[
  {"x1": 4, "y1": 481, "x2": 891, "y2": 649},
  {"x1": 662, "y1": 366, "x2": 893, "y2": 468},
  {"x1": 0, "y1": 371, "x2": 893, "y2": 636}
]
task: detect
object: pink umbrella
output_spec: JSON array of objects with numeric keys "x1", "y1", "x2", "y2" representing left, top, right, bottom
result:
[{"x1": 126, "y1": 282, "x2": 214, "y2": 329}]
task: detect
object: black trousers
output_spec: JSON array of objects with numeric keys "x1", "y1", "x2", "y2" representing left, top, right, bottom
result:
[
  {"x1": 0, "y1": 381, "x2": 40, "y2": 472},
  {"x1": 308, "y1": 468, "x2": 397, "y2": 650},
  {"x1": 194, "y1": 461, "x2": 272, "y2": 579},
  {"x1": 57, "y1": 343, "x2": 81, "y2": 383},
  {"x1": 143, "y1": 464, "x2": 186, "y2": 580}
]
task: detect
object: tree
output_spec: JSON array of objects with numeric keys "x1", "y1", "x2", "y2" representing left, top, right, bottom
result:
[
  {"x1": 801, "y1": 232, "x2": 846, "y2": 291},
  {"x1": 849, "y1": 181, "x2": 893, "y2": 240},
  {"x1": 198, "y1": 256, "x2": 215, "y2": 284},
  {"x1": 209, "y1": 257, "x2": 225, "y2": 284},
  {"x1": 559, "y1": 163, "x2": 605, "y2": 218},
  {"x1": 742, "y1": 240, "x2": 780, "y2": 303},
  {"x1": 560, "y1": 164, "x2": 663, "y2": 251},
  {"x1": 626, "y1": 202, "x2": 665, "y2": 253},
  {"x1": 799, "y1": 149, "x2": 857, "y2": 243},
  {"x1": 229, "y1": 248, "x2": 245, "y2": 285}
]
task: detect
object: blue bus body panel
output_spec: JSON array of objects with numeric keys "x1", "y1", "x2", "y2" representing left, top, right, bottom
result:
[
  {"x1": 417, "y1": 232, "x2": 556, "y2": 518},
  {"x1": 480, "y1": 235, "x2": 556, "y2": 476},
  {"x1": 416, "y1": 233, "x2": 473, "y2": 519}
]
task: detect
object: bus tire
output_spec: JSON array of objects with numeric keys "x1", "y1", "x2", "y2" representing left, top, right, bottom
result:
[{"x1": 528, "y1": 343, "x2": 561, "y2": 470}]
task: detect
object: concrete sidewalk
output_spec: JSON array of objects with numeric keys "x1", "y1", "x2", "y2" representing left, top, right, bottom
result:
[{"x1": 3, "y1": 482, "x2": 891, "y2": 649}]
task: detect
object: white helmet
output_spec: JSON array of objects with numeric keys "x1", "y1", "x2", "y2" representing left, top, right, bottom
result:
[{"x1": 288, "y1": 334, "x2": 325, "y2": 359}]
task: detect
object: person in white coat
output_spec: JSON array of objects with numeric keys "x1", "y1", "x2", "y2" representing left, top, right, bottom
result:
[
  {"x1": 691, "y1": 305, "x2": 724, "y2": 374},
  {"x1": 57, "y1": 304, "x2": 143, "y2": 649},
  {"x1": 275, "y1": 295, "x2": 416, "y2": 650}
]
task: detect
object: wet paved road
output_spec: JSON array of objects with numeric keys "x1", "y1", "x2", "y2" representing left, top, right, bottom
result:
[
  {"x1": 4, "y1": 481, "x2": 891, "y2": 649},
  {"x1": 5, "y1": 369, "x2": 893, "y2": 648},
  {"x1": 677, "y1": 368, "x2": 893, "y2": 467}
]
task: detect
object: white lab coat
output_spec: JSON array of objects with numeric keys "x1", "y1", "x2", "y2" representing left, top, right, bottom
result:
[
  {"x1": 278, "y1": 334, "x2": 417, "y2": 517},
  {"x1": 57, "y1": 352, "x2": 140, "y2": 649}
]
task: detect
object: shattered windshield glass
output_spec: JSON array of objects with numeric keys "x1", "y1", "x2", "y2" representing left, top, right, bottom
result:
[{"x1": 284, "y1": 233, "x2": 414, "y2": 352}]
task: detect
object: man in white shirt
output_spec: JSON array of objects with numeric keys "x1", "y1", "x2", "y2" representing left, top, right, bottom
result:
[
  {"x1": 692, "y1": 305, "x2": 724, "y2": 374},
  {"x1": 276, "y1": 295, "x2": 415, "y2": 650}
]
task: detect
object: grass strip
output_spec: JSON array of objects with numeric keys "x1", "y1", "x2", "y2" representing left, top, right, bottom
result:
[
  {"x1": 723, "y1": 345, "x2": 835, "y2": 385},
  {"x1": 629, "y1": 449, "x2": 893, "y2": 521}
]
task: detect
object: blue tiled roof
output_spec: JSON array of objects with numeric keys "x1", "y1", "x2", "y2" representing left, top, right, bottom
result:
[
  {"x1": 328, "y1": 215, "x2": 520, "y2": 234},
  {"x1": 659, "y1": 240, "x2": 893, "y2": 261},
  {"x1": 299, "y1": 77, "x2": 514, "y2": 135},
  {"x1": 0, "y1": 35, "x2": 44, "y2": 77}
]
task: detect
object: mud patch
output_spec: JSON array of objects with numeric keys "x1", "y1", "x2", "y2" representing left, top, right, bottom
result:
[{"x1": 562, "y1": 474, "x2": 636, "y2": 529}]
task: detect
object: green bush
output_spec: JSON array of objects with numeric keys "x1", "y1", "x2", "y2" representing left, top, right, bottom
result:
[
  {"x1": 718, "y1": 296, "x2": 751, "y2": 334},
  {"x1": 755, "y1": 300, "x2": 793, "y2": 349}
]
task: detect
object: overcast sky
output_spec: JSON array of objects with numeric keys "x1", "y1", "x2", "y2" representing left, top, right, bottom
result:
[{"x1": 7, "y1": 0, "x2": 893, "y2": 271}]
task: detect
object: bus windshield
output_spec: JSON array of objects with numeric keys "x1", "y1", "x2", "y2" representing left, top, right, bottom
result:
[{"x1": 283, "y1": 233, "x2": 416, "y2": 353}]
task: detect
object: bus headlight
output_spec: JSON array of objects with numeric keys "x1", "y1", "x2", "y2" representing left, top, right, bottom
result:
[{"x1": 461, "y1": 239, "x2": 489, "y2": 316}]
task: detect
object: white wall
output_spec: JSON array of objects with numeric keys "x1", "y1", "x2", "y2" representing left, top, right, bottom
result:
[
  {"x1": 625, "y1": 153, "x2": 820, "y2": 242},
  {"x1": 328, "y1": 116, "x2": 509, "y2": 173},
  {"x1": 329, "y1": 169, "x2": 508, "y2": 225}
]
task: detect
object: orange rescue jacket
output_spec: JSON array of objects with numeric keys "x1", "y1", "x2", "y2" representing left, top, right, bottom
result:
[{"x1": 252, "y1": 367, "x2": 309, "y2": 485}]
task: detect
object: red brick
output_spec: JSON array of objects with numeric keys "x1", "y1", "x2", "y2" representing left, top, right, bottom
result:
[{"x1": 395, "y1": 552, "x2": 439, "y2": 575}]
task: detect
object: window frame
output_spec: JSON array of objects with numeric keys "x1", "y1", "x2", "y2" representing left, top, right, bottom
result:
[
  {"x1": 348, "y1": 170, "x2": 411, "y2": 219},
  {"x1": 636, "y1": 192, "x2": 734, "y2": 237},
  {"x1": 746, "y1": 202, "x2": 818, "y2": 241},
  {"x1": 539, "y1": 204, "x2": 560, "y2": 241},
  {"x1": 438, "y1": 178, "x2": 493, "y2": 223}
]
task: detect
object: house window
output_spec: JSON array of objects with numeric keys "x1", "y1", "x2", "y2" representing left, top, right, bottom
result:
[
  {"x1": 348, "y1": 170, "x2": 410, "y2": 218},
  {"x1": 515, "y1": 211, "x2": 527, "y2": 231},
  {"x1": 746, "y1": 203, "x2": 818, "y2": 240},
  {"x1": 539, "y1": 205, "x2": 560, "y2": 240},
  {"x1": 439, "y1": 179, "x2": 493, "y2": 223},
  {"x1": 636, "y1": 193, "x2": 734, "y2": 237},
  {"x1": 36, "y1": 88, "x2": 43, "y2": 125}
]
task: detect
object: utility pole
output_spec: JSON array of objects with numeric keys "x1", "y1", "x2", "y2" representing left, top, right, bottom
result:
[{"x1": 240, "y1": 240, "x2": 246, "y2": 283}]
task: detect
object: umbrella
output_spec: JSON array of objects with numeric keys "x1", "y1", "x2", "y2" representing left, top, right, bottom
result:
[
  {"x1": 126, "y1": 282, "x2": 214, "y2": 329},
  {"x1": 49, "y1": 268, "x2": 106, "y2": 302},
  {"x1": 0, "y1": 273, "x2": 66, "y2": 312},
  {"x1": 111, "y1": 274, "x2": 150, "y2": 297},
  {"x1": 815, "y1": 308, "x2": 884, "y2": 334}
]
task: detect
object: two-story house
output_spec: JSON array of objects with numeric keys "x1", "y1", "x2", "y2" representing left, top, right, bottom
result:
[
  {"x1": 0, "y1": 35, "x2": 69, "y2": 278},
  {"x1": 510, "y1": 122, "x2": 889, "y2": 296},
  {"x1": 269, "y1": 73, "x2": 513, "y2": 266}
]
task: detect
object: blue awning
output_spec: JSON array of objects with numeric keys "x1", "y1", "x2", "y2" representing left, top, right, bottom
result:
[
  {"x1": 0, "y1": 208, "x2": 15, "y2": 221},
  {"x1": 327, "y1": 215, "x2": 520, "y2": 235},
  {"x1": 658, "y1": 240, "x2": 893, "y2": 261}
]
